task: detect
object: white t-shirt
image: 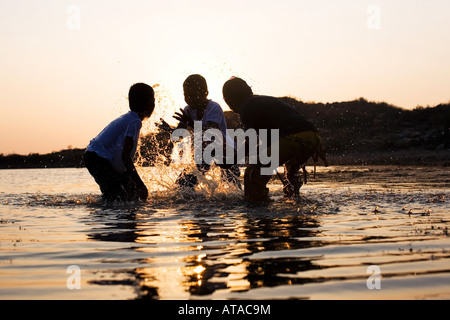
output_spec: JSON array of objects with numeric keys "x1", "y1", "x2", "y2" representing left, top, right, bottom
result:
[
  {"x1": 184, "y1": 100, "x2": 235, "y2": 148},
  {"x1": 86, "y1": 111, "x2": 142, "y2": 173}
]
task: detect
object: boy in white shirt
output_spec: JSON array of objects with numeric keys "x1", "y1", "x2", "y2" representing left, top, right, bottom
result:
[
  {"x1": 173, "y1": 74, "x2": 241, "y2": 188},
  {"x1": 84, "y1": 83, "x2": 155, "y2": 202}
]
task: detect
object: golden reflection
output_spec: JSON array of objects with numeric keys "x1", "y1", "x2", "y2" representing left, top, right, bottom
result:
[
  {"x1": 134, "y1": 212, "x2": 255, "y2": 297},
  {"x1": 131, "y1": 216, "x2": 207, "y2": 299},
  {"x1": 193, "y1": 265, "x2": 206, "y2": 275},
  {"x1": 197, "y1": 253, "x2": 207, "y2": 262},
  {"x1": 106, "y1": 206, "x2": 322, "y2": 299}
]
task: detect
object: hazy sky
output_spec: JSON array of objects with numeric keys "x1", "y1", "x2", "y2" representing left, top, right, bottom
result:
[{"x1": 1, "y1": 0, "x2": 449, "y2": 155}]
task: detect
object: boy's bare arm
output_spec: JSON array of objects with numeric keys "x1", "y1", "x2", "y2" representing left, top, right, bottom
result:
[{"x1": 122, "y1": 137, "x2": 148, "y2": 200}]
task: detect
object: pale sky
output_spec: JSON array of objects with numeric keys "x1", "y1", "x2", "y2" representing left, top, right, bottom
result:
[{"x1": 0, "y1": 0, "x2": 449, "y2": 155}]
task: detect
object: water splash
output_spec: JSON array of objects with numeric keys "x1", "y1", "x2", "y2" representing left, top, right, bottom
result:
[
  {"x1": 138, "y1": 161, "x2": 244, "y2": 202},
  {"x1": 133, "y1": 84, "x2": 244, "y2": 202}
]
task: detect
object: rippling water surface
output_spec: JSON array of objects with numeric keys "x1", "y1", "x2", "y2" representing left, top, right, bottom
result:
[{"x1": 0, "y1": 166, "x2": 449, "y2": 299}]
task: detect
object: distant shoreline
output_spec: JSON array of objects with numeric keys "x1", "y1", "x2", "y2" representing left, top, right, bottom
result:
[
  {"x1": 0, "y1": 148, "x2": 86, "y2": 170},
  {"x1": 326, "y1": 149, "x2": 450, "y2": 167}
]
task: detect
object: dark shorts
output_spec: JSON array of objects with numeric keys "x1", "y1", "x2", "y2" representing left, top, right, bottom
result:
[
  {"x1": 243, "y1": 131, "x2": 323, "y2": 202},
  {"x1": 83, "y1": 151, "x2": 132, "y2": 202}
]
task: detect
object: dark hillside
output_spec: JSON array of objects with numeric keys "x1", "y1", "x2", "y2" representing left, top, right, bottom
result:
[
  {"x1": 0, "y1": 148, "x2": 85, "y2": 169},
  {"x1": 225, "y1": 97, "x2": 450, "y2": 165}
]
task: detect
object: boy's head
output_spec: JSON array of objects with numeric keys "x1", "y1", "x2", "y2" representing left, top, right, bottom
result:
[
  {"x1": 183, "y1": 74, "x2": 209, "y2": 110},
  {"x1": 222, "y1": 77, "x2": 253, "y2": 113},
  {"x1": 129, "y1": 83, "x2": 155, "y2": 119}
]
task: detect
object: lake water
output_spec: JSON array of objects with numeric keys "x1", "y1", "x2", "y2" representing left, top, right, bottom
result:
[{"x1": 0, "y1": 166, "x2": 449, "y2": 300}]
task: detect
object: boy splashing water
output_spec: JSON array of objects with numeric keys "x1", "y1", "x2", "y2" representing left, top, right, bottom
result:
[
  {"x1": 172, "y1": 74, "x2": 241, "y2": 189},
  {"x1": 222, "y1": 77, "x2": 328, "y2": 203},
  {"x1": 84, "y1": 83, "x2": 155, "y2": 202}
]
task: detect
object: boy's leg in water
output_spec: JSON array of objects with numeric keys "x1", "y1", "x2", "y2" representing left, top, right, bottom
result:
[
  {"x1": 243, "y1": 136, "x2": 295, "y2": 202},
  {"x1": 281, "y1": 132, "x2": 322, "y2": 198},
  {"x1": 84, "y1": 152, "x2": 129, "y2": 201},
  {"x1": 243, "y1": 132, "x2": 316, "y2": 202},
  {"x1": 283, "y1": 151, "x2": 312, "y2": 198},
  {"x1": 121, "y1": 173, "x2": 144, "y2": 201},
  {"x1": 283, "y1": 160, "x2": 302, "y2": 198},
  {"x1": 244, "y1": 164, "x2": 272, "y2": 202}
]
